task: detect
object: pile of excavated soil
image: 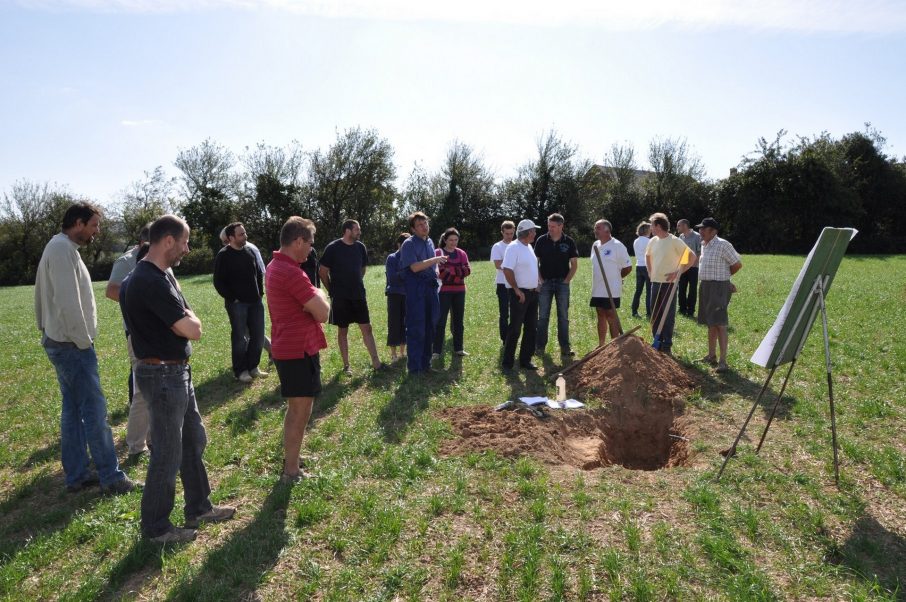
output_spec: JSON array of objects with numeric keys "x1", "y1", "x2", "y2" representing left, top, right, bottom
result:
[{"x1": 441, "y1": 335, "x2": 697, "y2": 471}]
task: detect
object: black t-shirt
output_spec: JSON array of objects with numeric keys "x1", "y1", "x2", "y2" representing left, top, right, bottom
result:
[
  {"x1": 319, "y1": 239, "x2": 367, "y2": 299},
  {"x1": 534, "y1": 233, "x2": 579, "y2": 279},
  {"x1": 121, "y1": 261, "x2": 192, "y2": 360},
  {"x1": 302, "y1": 247, "x2": 320, "y2": 288}
]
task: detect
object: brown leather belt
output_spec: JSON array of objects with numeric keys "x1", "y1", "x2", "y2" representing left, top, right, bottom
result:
[{"x1": 140, "y1": 358, "x2": 188, "y2": 365}]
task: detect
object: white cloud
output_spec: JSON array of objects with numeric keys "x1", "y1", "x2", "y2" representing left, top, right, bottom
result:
[
  {"x1": 120, "y1": 119, "x2": 164, "y2": 127},
  {"x1": 19, "y1": 0, "x2": 906, "y2": 33}
]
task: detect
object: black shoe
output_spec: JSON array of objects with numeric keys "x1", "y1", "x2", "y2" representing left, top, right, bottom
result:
[
  {"x1": 632, "y1": 312, "x2": 641, "y2": 318},
  {"x1": 561, "y1": 349, "x2": 576, "y2": 357},
  {"x1": 101, "y1": 477, "x2": 142, "y2": 496},
  {"x1": 501, "y1": 364, "x2": 514, "y2": 373},
  {"x1": 520, "y1": 363, "x2": 539, "y2": 371},
  {"x1": 66, "y1": 471, "x2": 100, "y2": 493}
]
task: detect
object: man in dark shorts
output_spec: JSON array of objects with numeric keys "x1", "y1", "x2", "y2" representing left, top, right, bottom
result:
[
  {"x1": 590, "y1": 219, "x2": 632, "y2": 346},
  {"x1": 318, "y1": 219, "x2": 384, "y2": 374},
  {"x1": 695, "y1": 217, "x2": 743, "y2": 373},
  {"x1": 265, "y1": 217, "x2": 330, "y2": 483},
  {"x1": 121, "y1": 214, "x2": 235, "y2": 544}
]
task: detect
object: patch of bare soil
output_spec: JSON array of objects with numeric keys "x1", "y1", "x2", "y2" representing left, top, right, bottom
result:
[{"x1": 441, "y1": 335, "x2": 697, "y2": 471}]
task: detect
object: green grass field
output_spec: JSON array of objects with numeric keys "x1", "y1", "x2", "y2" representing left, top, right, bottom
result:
[{"x1": 1, "y1": 254, "x2": 904, "y2": 600}]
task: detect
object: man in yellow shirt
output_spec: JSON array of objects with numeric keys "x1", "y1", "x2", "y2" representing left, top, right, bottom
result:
[{"x1": 645, "y1": 212, "x2": 695, "y2": 354}]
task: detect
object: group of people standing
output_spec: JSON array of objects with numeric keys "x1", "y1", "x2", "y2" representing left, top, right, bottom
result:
[{"x1": 34, "y1": 202, "x2": 741, "y2": 545}]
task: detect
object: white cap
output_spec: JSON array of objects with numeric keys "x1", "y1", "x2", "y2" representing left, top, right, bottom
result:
[{"x1": 516, "y1": 219, "x2": 541, "y2": 234}]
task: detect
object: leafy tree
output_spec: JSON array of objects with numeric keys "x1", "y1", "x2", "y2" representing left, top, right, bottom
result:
[
  {"x1": 175, "y1": 138, "x2": 241, "y2": 253},
  {"x1": 431, "y1": 141, "x2": 498, "y2": 250},
  {"x1": 645, "y1": 136, "x2": 710, "y2": 223},
  {"x1": 307, "y1": 127, "x2": 398, "y2": 255},
  {"x1": 118, "y1": 166, "x2": 177, "y2": 251},
  {"x1": 239, "y1": 141, "x2": 306, "y2": 257},
  {"x1": 502, "y1": 131, "x2": 594, "y2": 244}
]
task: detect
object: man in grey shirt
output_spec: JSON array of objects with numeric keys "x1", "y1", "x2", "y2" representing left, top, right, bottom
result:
[
  {"x1": 35, "y1": 202, "x2": 139, "y2": 495},
  {"x1": 677, "y1": 218, "x2": 702, "y2": 317},
  {"x1": 106, "y1": 224, "x2": 152, "y2": 457}
]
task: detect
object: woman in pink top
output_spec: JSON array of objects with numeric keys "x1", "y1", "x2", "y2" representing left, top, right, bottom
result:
[{"x1": 432, "y1": 227, "x2": 471, "y2": 358}]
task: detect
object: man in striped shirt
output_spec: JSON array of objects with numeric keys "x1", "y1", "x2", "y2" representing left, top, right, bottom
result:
[
  {"x1": 266, "y1": 217, "x2": 330, "y2": 483},
  {"x1": 695, "y1": 217, "x2": 743, "y2": 373}
]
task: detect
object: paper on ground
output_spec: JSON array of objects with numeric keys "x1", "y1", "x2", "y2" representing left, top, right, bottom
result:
[{"x1": 545, "y1": 399, "x2": 584, "y2": 409}]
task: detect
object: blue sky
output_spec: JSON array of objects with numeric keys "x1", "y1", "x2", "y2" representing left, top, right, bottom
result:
[{"x1": 2, "y1": 0, "x2": 905, "y2": 205}]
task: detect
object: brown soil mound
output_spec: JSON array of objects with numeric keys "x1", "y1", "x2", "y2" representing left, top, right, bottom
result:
[{"x1": 440, "y1": 335, "x2": 697, "y2": 471}]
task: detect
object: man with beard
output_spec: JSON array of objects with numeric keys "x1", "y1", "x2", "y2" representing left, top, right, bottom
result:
[
  {"x1": 35, "y1": 202, "x2": 137, "y2": 495},
  {"x1": 122, "y1": 215, "x2": 235, "y2": 543}
]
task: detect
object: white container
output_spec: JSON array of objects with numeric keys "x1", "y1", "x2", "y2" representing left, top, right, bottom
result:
[{"x1": 556, "y1": 374, "x2": 566, "y2": 402}]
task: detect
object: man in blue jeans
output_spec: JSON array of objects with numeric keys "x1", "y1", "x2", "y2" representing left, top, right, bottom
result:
[
  {"x1": 533, "y1": 213, "x2": 579, "y2": 358},
  {"x1": 35, "y1": 202, "x2": 138, "y2": 495},
  {"x1": 213, "y1": 222, "x2": 266, "y2": 384},
  {"x1": 122, "y1": 215, "x2": 235, "y2": 544}
]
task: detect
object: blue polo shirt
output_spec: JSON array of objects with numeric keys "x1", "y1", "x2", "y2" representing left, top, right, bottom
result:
[{"x1": 399, "y1": 235, "x2": 437, "y2": 283}]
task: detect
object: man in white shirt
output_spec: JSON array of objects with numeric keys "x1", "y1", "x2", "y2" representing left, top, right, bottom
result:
[
  {"x1": 631, "y1": 221, "x2": 652, "y2": 318},
  {"x1": 695, "y1": 217, "x2": 743, "y2": 372},
  {"x1": 590, "y1": 220, "x2": 632, "y2": 345},
  {"x1": 490, "y1": 220, "x2": 515, "y2": 343},
  {"x1": 501, "y1": 219, "x2": 541, "y2": 371}
]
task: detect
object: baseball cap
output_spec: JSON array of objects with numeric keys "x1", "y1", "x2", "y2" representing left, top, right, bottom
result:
[
  {"x1": 516, "y1": 219, "x2": 541, "y2": 234},
  {"x1": 695, "y1": 217, "x2": 720, "y2": 230}
]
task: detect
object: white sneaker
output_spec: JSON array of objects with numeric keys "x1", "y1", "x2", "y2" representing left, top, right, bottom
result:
[
  {"x1": 238, "y1": 371, "x2": 253, "y2": 383},
  {"x1": 250, "y1": 367, "x2": 268, "y2": 378}
]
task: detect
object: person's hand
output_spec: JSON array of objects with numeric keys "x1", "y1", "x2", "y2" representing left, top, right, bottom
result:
[
  {"x1": 666, "y1": 270, "x2": 679, "y2": 282},
  {"x1": 729, "y1": 282, "x2": 738, "y2": 294},
  {"x1": 516, "y1": 290, "x2": 526, "y2": 303},
  {"x1": 435, "y1": 255, "x2": 447, "y2": 265}
]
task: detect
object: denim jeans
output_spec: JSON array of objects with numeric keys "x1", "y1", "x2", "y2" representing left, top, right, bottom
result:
[
  {"x1": 496, "y1": 283, "x2": 509, "y2": 343},
  {"x1": 632, "y1": 266, "x2": 652, "y2": 317},
  {"x1": 536, "y1": 278, "x2": 571, "y2": 353},
  {"x1": 678, "y1": 267, "x2": 699, "y2": 315},
  {"x1": 43, "y1": 341, "x2": 126, "y2": 488},
  {"x1": 434, "y1": 291, "x2": 466, "y2": 354},
  {"x1": 651, "y1": 282, "x2": 678, "y2": 351},
  {"x1": 135, "y1": 363, "x2": 213, "y2": 538},
  {"x1": 225, "y1": 299, "x2": 265, "y2": 376},
  {"x1": 503, "y1": 289, "x2": 539, "y2": 368}
]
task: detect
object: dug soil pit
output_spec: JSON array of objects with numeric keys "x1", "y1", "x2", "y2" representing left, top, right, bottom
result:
[{"x1": 441, "y1": 335, "x2": 697, "y2": 470}]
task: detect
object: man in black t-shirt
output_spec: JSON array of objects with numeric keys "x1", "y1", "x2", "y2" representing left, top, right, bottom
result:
[
  {"x1": 533, "y1": 213, "x2": 579, "y2": 358},
  {"x1": 318, "y1": 219, "x2": 384, "y2": 373},
  {"x1": 121, "y1": 215, "x2": 235, "y2": 544},
  {"x1": 213, "y1": 222, "x2": 266, "y2": 383}
]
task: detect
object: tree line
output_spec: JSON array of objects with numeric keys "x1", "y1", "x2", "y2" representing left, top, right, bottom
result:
[{"x1": 1, "y1": 125, "x2": 904, "y2": 286}]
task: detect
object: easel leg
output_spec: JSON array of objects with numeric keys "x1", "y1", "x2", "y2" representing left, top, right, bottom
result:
[
  {"x1": 817, "y1": 283, "x2": 841, "y2": 487},
  {"x1": 755, "y1": 359, "x2": 798, "y2": 453},
  {"x1": 715, "y1": 365, "x2": 778, "y2": 481}
]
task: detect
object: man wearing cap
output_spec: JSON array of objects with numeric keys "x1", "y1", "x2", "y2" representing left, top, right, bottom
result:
[
  {"x1": 695, "y1": 217, "x2": 742, "y2": 373},
  {"x1": 676, "y1": 219, "x2": 702, "y2": 316},
  {"x1": 501, "y1": 219, "x2": 541, "y2": 371},
  {"x1": 534, "y1": 213, "x2": 579, "y2": 358},
  {"x1": 398, "y1": 211, "x2": 447, "y2": 375}
]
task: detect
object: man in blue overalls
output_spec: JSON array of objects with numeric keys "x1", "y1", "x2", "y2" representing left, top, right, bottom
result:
[{"x1": 398, "y1": 211, "x2": 447, "y2": 374}]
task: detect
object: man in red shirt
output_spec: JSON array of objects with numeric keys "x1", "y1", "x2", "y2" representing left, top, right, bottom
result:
[{"x1": 265, "y1": 217, "x2": 330, "y2": 483}]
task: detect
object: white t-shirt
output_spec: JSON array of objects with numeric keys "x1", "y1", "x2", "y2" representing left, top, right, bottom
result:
[
  {"x1": 632, "y1": 236, "x2": 650, "y2": 268},
  {"x1": 591, "y1": 238, "x2": 631, "y2": 298},
  {"x1": 490, "y1": 239, "x2": 512, "y2": 285},
  {"x1": 501, "y1": 241, "x2": 539, "y2": 289}
]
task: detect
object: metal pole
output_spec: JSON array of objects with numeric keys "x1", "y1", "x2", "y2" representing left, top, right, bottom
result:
[
  {"x1": 715, "y1": 364, "x2": 778, "y2": 481},
  {"x1": 817, "y1": 278, "x2": 841, "y2": 487},
  {"x1": 755, "y1": 358, "x2": 798, "y2": 453}
]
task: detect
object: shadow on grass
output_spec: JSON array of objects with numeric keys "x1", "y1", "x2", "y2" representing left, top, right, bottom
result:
[
  {"x1": 377, "y1": 364, "x2": 457, "y2": 443},
  {"x1": 828, "y1": 514, "x2": 906, "y2": 599},
  {"x1": 0, "y1": 470, "x2": 102, "y2": 569},
  {"x1": 192, "y1": 369, "x2": 249, "y2": 415},
  {"x1": 163, "y1": 482, "x2": 292, "y2": 601},
  {"x1": 686, "y1": 360, "x2": 798, "y2": 421}
]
